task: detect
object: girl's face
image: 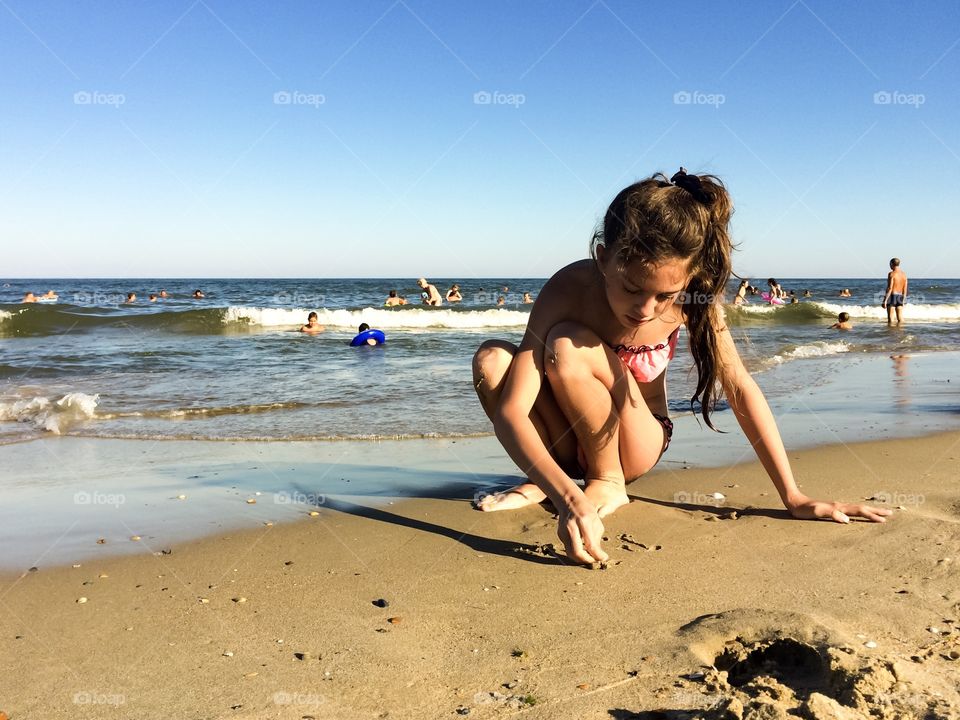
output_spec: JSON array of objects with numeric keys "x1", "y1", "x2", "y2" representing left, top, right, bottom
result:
[{"x1": 598, "y1": 249, "x2": 691, "y2": 329}]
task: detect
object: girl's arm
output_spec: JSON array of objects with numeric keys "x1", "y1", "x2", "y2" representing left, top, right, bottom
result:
[
  {"x1": 715, "y1": 324, "x2": 891, "y2": 523},
  {"x1": 493, "y1": 280, "x2": 607, "y2": 562}
]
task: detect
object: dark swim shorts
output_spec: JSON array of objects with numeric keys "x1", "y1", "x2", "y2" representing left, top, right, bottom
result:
[{"x1": 888, "y1": 293, "x2": 904, "y2": 307}]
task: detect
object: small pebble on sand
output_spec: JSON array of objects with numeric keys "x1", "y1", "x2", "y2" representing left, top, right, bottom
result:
[
  {"x1": 864, "y1": 641, "x2": 877, "y2": 648},
  {"x1": 76, "y1": 597, "x2": 88, "y2": 604},
  {"x1": 308, "y1": 510, "x2": 320, "y2": 516},
  {"x1": 246, "y1": 498, "x2": 256, "y2": 504},
  {"x1": 222, "y1": 651, "x2": 233, "y2": 657}
]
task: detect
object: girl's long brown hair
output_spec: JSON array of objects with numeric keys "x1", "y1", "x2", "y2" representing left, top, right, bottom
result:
[{"x1": 590, "y1": 172, "x2": 734, "y2": 430}]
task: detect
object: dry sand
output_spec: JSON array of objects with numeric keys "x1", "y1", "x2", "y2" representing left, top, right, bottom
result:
[{"x1": 2, "y1": 432, "x2": 959, "y2": 719}]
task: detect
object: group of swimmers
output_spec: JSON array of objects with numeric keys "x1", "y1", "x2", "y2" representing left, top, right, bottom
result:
[
  {"x1": 298, "y1": 313, "x2": 385, "y2": 347},
  {"x1": 126, "y1": 289, "x2": 205, "y2": 303},
  {"x1": 20, "y1": 288, "x2": 206, "y2": 304},
  {"x1": 385, "y1": 279, "x2": 535, "y2": 307},
  {"x1": 20, "y1": 290, "x2": 59, "y2": 303}
]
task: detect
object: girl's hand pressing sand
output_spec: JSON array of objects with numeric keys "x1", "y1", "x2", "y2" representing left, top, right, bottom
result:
[
  {"x1": 786, "y1": 494, "x2": 893, "y2": 523},
  {"x1": 557, "y1": 495, "x2": 609, "y2": 564}
]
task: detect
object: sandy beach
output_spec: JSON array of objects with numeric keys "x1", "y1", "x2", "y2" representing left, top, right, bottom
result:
[{"x1": 2, "y1": 432, "x2": 959, "y2": 719}]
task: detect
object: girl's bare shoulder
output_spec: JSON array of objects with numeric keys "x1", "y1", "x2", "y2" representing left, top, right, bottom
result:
[{"x1": 540, "y1": 259, "x2": 596, "y2": 298}]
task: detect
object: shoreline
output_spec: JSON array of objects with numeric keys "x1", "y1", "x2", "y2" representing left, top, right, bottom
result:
[
  {"x1": 2, "y1": 431, "x2": 959, "y2": 718},
  {"x1": 2, "y1": 346, "x2": 959, "y2": 570}
]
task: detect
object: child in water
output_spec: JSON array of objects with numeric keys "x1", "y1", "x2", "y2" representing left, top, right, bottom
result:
[
  {"x1": 299, "y1": 312, "x2": 325, "y2": 334},
  {"x1": 830, "y1": 312, "x2": 853, "y2": 330},
  {"x1": 472, "y1": 169, "x2": 890, "y2": 564}
]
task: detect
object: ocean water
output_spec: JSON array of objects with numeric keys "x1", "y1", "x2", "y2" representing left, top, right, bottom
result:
[{"x1": 2, "y1": 277, "x2": 959, "y2": 445}]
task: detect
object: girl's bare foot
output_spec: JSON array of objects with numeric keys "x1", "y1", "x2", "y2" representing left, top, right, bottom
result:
[
  {"x1": 474, "y1": 483, "x2": 547, "y2": 511},
  {"x1": 583, "y1": 477, "x2": 629, "y2": 518}
]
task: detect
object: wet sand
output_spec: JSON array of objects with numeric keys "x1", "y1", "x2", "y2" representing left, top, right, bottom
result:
[{"x1": 1, "y1": 432, "x2": 959, "y2": 718}]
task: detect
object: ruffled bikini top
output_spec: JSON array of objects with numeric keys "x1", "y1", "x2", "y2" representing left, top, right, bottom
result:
[{"x1": 611, "y1": 326, "x2": 680, "y2": 384}]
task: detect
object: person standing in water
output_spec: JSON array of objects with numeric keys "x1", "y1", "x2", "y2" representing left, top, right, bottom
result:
[
  {"x1": 471, "y1": 169, "x2": 890, "y2": 565},
  {"x1": 881, "y1": 257, "x2": 908, "y2": 325},
  {"x1": 418, "y1": 278, "x2": 443, "y2": 306}
]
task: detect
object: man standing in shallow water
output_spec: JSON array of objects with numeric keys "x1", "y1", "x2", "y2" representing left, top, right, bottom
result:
[{"x1": 881, "y1": 257, "x2": 908, "y2": 325}]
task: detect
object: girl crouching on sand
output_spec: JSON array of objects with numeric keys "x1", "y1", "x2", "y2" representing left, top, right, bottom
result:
[{"x1": 472, "y1": 169, "x2": 891, "y2": 565}]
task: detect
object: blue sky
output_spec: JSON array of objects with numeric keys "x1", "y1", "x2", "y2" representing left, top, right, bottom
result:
[{"x1": 2, "y1": 1, "x2": 958, "y2": 278}]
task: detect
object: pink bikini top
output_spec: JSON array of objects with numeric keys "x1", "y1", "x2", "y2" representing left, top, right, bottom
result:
[{"x1": 612, "y1": 326, "x2": 680, "y2": 384}]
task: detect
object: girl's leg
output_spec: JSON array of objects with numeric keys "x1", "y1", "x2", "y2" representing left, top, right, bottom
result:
[
  {"x1": 472, "y1": 339, "x2": 579, "y2": 511},
  {"x1": 544, "y1": 322, "x2": 668, "y2": 517}
]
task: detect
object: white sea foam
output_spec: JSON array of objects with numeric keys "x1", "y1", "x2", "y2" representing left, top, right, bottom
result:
[
  {"x1": 0, "y1": 392, "x2": 100, "y2": 434},
  {"x1": 0, "y1": 309, "x2": 15, "y2": 323},
  {"x1": 813, "y1": 301, "x2": 960, "y2": 321},
  {"x1": 769, "y1": 341, "x2": 851, "y2": 364},
  {"x1": 222, "y1": 306, "x2": 530, "y2": 329}
]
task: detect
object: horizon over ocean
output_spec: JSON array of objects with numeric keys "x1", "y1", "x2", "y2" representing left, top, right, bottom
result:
[{"x1": 2, "y1": 276, "x2": 960, "y2": 448}]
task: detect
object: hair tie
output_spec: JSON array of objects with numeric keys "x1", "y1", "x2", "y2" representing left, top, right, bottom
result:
[{"x1": 670, "y1": 167, "x2": 713, "y2": 205}]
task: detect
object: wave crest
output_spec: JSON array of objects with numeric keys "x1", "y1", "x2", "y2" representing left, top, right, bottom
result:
[
  {"x1": 0, "y1": 392, "x2": 99, "y2": 434},
  {"x1": 222, "y1": 306, "x2": 530, "y2": 329}
]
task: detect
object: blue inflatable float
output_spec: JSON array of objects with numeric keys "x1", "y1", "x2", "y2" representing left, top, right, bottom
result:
[{"x1": 350, "y1": 328, "x2": 386, "y2": 346}]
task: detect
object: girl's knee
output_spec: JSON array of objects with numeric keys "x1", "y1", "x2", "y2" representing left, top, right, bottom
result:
[
  {"x1": 544, "y1": 322, "x2": 601, "y2": 378},
  {"x1": 473, "y1": 340, "x2": 516, "y2": 384}
]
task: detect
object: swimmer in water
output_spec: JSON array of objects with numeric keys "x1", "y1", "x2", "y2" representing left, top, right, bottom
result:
[
  {"x1": 830, "y1": 312, "x2": 853, "y2": 330},
  {"x1": 22, "y1": 292, "x2": 37, "y2": 303},
  {"x1": 125, "y1": 292, "x2": 137, "y2": 303},
  {"x1": 355, "y1": 322, "x2": 383, "y2": 346},
  {"x1": 446, "y1": 284, "x2": 463, "y2": 303},
  {"x1": 299, "y1": 312, "x2": 326, "y2": 334}
]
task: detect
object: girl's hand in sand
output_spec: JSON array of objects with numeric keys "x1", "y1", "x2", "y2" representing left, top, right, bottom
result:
[
  {"x1": 557, "y1": 496, "x2": 609, "y2": 564},
  {"x1": 786, "y1": 495, "x2": 893, "y2": 523}
]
